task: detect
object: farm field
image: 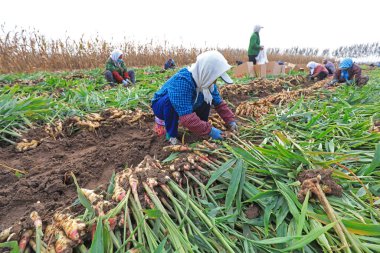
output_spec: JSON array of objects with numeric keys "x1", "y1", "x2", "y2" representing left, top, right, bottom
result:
[{"x1": 0, "y1": 66, "x2": 380, "y2": 253}]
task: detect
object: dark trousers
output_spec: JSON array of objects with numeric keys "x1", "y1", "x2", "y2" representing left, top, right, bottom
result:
[
  {"x1": 316, "y1": 72, "x2": 328, "y2": 80},
  {"x1": 248, "y1": 55, "x2": 258, "y2": 65},
  {"x1": 151, "y1": 94, "x2": 210, "y2": 138},
  {"x1": 105, "y1": 70, "x2": 136, "y2": 84}
]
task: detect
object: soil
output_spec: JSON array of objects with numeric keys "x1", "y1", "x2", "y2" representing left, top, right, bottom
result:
[
  {"x1": 0, "y1": 118, "x2": 171, "y2": 231},
  {"x1": 297, "y1": 169, "x2": 343, "y2": 197},
  {"x1": 245, "y1": 204, "x2": 260, "y2": 219}
]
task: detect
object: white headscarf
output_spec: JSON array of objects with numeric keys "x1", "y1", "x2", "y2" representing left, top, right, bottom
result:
[
  {"x1": 188, "y1": 51, "x2": 232, "y2": 105},
  {"x1": 110, "y1": 49, "x2": 123, "y2": 63},
  {"x1": 254, "y1": 25, "x2": 263, "y2": 33},
  {"x1": 307, "y1": 61, "x2": 318, "y2": 75}
]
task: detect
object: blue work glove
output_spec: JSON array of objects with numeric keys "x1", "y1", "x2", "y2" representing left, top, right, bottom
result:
[
  {"x1": 209, "y1": 127, "x2": 223, "y2": 140},
  {"x1": 229, "y1": 121, "x2": 238, "y2": 131}
]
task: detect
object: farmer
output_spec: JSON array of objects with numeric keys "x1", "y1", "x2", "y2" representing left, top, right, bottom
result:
[
  {"x1": 248, "y1": 25, "x2": 264, "y2": 65},
  {"x1": 164, "y1": 58, "x2": 176, "y2": 70},
  {"x1": 151, "y1": 51, "x2": 237, "y2": 145},
  {"x1": 105, "y1": 49, "x2": 136, "y2": 87},
  {"x1": 306, "y1": 61, "x2": 329, "y2": 81},
  {"x1": 323, "y1": 59, "x2": 336, "y2": 76},
  {"x1": 328, "y1": 58, "x2": 369, "y2": 86}
]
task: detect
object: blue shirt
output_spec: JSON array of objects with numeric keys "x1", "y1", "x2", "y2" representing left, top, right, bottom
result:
[{"x1": 152, "y1": 68, "x2": 223, "y2": 116}]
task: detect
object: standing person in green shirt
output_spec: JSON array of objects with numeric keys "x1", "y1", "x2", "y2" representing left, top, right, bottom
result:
[{"x1": 248, "y1": 25, "x2": 264, "y2": 65}]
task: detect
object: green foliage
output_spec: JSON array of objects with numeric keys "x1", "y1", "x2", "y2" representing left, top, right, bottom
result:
[{"x1": 1, "y1": 67, "x2": 380, "y2": 252}]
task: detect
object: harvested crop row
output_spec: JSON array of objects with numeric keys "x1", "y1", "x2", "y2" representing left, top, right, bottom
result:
[
  {"x1": 219, "y1": 75, "x2": 308, "y2": 104},
  {"x1": 236, "y1": 79, "x2": 329, "y2": 118},
  {"x1": 14, "y1": 108, "x2": 152, "y2": 152}
]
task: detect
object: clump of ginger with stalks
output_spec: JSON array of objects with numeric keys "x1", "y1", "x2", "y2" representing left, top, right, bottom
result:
[
  {"x1": 297, "y1": 169, "x2": 348, "y2": 251},
  {"x1": 112, "y1": 155, "x2": 170, "y2": 203},
  {"x1": 52, "y1": 213, "x2": 87, "y2": 243},
  {"x1": 44, "y1": 120, "x2": 64, "y2": 139}
]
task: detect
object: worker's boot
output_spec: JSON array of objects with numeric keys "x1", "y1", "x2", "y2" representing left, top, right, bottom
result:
[
  {"x1": 168, "y1": 137, "x2": 179, "y2": 145},
  {"x1": 153, "y1": 117, "x2": 166, "y2": 136}
]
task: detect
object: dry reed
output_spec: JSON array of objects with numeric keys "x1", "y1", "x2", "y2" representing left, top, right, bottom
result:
[{"x1": 0, "y1": 27, "x2": 325, "y2": 73}]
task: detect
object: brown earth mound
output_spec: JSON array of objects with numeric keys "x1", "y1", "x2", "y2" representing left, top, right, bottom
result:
[
  {"x1": 220, "y1": 75, "x2": 310, "y2": 106},
  {"x1": 0, "y1": 118, "x2": 170, "y2": 231}
]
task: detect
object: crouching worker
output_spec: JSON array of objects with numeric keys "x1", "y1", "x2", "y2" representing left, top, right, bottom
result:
[
  {"x1": 328, "y1": 58, "x2": 369, "y2": 86},
  {"x1": 306, "y1": 61, "x2": 329, "y2": 81},
  {"x1": 164, "y1": 58, "x2": 176, "y2": 70},
  {"x1": 151, "y1": 51, "x2": 237, "y2": 145},
  {"x1": 105, "y1": 49, "x2": 136, "y2": 87},
  {"x1": 323, "y1": 59, "x2": 336, "y2": 76}
]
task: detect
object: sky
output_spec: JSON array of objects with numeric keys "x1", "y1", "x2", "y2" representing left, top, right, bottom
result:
[{"x1": 1, "y1": 0, "x2": 379, "y2": 51}]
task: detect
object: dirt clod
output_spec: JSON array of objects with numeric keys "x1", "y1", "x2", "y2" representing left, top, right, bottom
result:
[{"x1": 245, "y1": 204, "x2": 260, "y2": 219}]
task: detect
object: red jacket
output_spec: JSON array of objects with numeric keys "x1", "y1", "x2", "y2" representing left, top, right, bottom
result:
[{"x1": 312, "y1": 65, "x2": 329, "y2": 77}]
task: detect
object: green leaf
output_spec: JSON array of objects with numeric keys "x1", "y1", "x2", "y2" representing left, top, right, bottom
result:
[
  {"x1": 280, "y1": 97, "x2": 303, "y2": 121},
  {"x1": 144, "y1": 209, "x2": 162, "y2": 219},
  {"x1": 362, "y1": 143, "x2": 380, "y2": 175},
  {"x1": 153, "y1": 237, "x2": 168, "y2": 253},
  {"x1": 90, "y1": 218, "x2": 104, "y2": 253},
  {"x1": 0, "y1": 241, "x2": 20, "y2": 253},
  {"x1": 71, "y1": 172, "x2": 95, "y2": 214},
  {"x1": 254, "y1": 236, "x2": 298, "y2": 245},
  {"x1": 206, "y1": 159, "x2": 236, "y2": 189},
  {"x1": 162, "y1": 152, "x2": 179, "y2": 163},
  {"x1": 103, "y1": 226, "x2": 113, "y2": 253},
  {"x1": 342, "y1": 220, "x2": 380, "y2": 236},
  {"x1": 276, "y1": 181, "x2": 300, "y2": 220},
  {"x1": 107, "y1": 171, "x2": 116, "y2": 196},
  {"x1": 244, "y1": 190, "x2": 278, "y2": 203},
  {"x1": 281, "y1": 222, "x2": 336, "y2": 252},
  {"x1": 225, "y1": 159, "x2": 243, "y2": 210},
  {"x1": 264, "y1": 203, "x2": 275, "y2": 236},
  {"x1": 296, "y1": 190, "x2": 310, "y2": 236}
]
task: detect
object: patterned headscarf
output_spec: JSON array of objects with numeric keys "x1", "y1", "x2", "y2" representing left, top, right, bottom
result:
[
  {"x1": 339, "y1": 58, "x2": 353, "y2": 69},
  {"x1": 339, "y1": 58, "x2": 353, "y2": 80}
]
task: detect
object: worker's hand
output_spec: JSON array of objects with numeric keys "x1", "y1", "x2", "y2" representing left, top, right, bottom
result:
[
  {"x1": 346, "y1": 80, "x2": 353, "y2": 85},
  {"x1": 209, "y1": 127, "x2": 223, "y2": 140},
  {"x1": 229, "y1": 121, "x2": 238, "y2": 132},
  {"x1": 260, "y1": 46, "x2": 264, "y2": 50},
  {"x1": 122, "y1": 80, "x2": 129, "y2": 86},
  {"x1": 327, "y1": 79, "x2": 338, "y2": 86},
  {"x1": 307, "y1": 75, "x2": 313, "y2": 81}
]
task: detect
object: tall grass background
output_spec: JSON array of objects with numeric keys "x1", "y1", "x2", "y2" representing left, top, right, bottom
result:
[{"x1": 1, "y1": 26, "x2": 379, "y2": 73}]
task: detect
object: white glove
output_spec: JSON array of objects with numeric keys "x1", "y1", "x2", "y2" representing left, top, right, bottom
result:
[{"x1": 122, "y1": 80, "x2": 128, "y2": 85}]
